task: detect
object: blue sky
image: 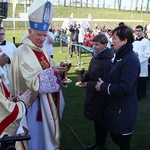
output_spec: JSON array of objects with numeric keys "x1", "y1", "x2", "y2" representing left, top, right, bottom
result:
[{"x1": 51, "y1": 0, "x2": 148, "y2": 11}]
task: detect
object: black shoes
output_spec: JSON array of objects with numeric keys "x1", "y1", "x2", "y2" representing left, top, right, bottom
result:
[
  {"x1": 86, "y1": 144, "x2": 97, "y2": 150},
  {"x1": 86, "y1": 144, "x2": 106, "y2": 150}
]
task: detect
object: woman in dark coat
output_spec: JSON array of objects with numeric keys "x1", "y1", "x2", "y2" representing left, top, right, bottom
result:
[
  {"x1": 95, "y1": 25, "x2": 140, "y2": 150},
  {"x1": 79, "y1": 33, "x2": 114, "y2": 150}
]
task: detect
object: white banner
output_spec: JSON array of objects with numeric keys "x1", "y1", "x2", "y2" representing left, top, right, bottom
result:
[
  {"x1": 12, "y1": 0, "x2": 17, "y2": 18},
  {"x1": 12, "y1": 0, "x2": 17, "y2": 36}
]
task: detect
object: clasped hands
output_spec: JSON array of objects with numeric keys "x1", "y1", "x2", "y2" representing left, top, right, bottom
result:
[{"x1": 95, "y1": 78, "x2": 104, "y2": 91}]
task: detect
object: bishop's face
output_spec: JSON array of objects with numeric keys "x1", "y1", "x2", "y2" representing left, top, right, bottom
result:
[{"x1": 28, "y1": 28, "x2": 47, "y2": 48}]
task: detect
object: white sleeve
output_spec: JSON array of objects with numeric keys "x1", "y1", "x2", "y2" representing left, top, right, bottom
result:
[
  {"x1": 139, "y1": 40, "x2": 150, "y2": 63},
  {"x1": 16, "y1": 101, "x2": 26, "y2": 134}
]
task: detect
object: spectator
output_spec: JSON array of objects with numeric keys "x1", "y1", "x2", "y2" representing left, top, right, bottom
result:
[
  {"x1": 93, "y1": 26, "x2": 100, "y2": 35},
  {"x1": 54, "y1": 29, "x2": 60, "y2": 41},
  {"x1": 88, "y1": 30, "x2": 94, "y2": 47},
  {"x1": 69, "y1": 24, "x2": 79, "y2": 58},
  {"x1": 78, "y1": 24, "x2": 85, "y2": 45},
  {"x1": 83, "y1": 28, "x2": 91, "y2": 47},
  {"x1": 69, "y1": 24, "x2": 75, "y2": 57},
  {"x1": 66, "y1": 28, "x2": 72, "y2": 54}
]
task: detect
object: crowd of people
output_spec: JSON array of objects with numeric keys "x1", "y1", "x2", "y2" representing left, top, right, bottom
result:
[
  {"x1": 0, "y1": 0, "x2": 150, "y2": 149},
  {"x1": 52, "y1": 23, "x2": 115, "y2": 58}
]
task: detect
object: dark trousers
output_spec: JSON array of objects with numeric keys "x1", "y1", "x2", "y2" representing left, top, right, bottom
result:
[
  {"x1": 94, "y1": 121, "x2": 108, "y2": 147},
  {"x1": 71, "y1": 41, "x2": 79, "y2": 56},
  {"x1": 137, "y1": 77, "x2": 148, "y2": 100},
  {"x1": 110, "y1": 133, "x2": 131, "y2": 150},
  {"x1": 70, "y1": 44, "x2": 75, "y2": 55}
]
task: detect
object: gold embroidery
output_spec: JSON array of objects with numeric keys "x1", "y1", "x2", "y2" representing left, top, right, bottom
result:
[{"x1": 40, "y1": 55, "x2": 49, "y2": 69}]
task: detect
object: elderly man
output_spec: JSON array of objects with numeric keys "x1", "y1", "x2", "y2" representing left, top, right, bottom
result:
[{"x1": 10, "y1": 0, "x2": 68, "y2": 150}]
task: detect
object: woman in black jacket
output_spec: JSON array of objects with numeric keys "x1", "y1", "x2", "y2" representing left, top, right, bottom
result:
[
  {"x1": 79, "y1": 33, "x2": 114, "y2": 150},
  {"x1": 95, "y1": 25, "x2": 140, "y2": 150}
]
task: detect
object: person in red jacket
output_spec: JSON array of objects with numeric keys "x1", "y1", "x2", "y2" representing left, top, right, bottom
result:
[{"x1": 83, "y1": 28, "x2": 91, "y2": 47}]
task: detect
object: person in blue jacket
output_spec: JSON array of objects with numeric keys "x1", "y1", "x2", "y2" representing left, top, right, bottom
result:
[{"x1": 95, "y1": 25, "x2": 140, "y2": 150}]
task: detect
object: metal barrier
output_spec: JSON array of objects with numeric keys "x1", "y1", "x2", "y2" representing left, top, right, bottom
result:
[{"x1": 59, "y1": 38, "x2": 93, "y2": 53}]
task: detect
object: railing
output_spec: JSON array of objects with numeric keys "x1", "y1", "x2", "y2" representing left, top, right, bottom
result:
[{"x1": 59, "y1": 38, "x2": 93, "y2": 53}]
